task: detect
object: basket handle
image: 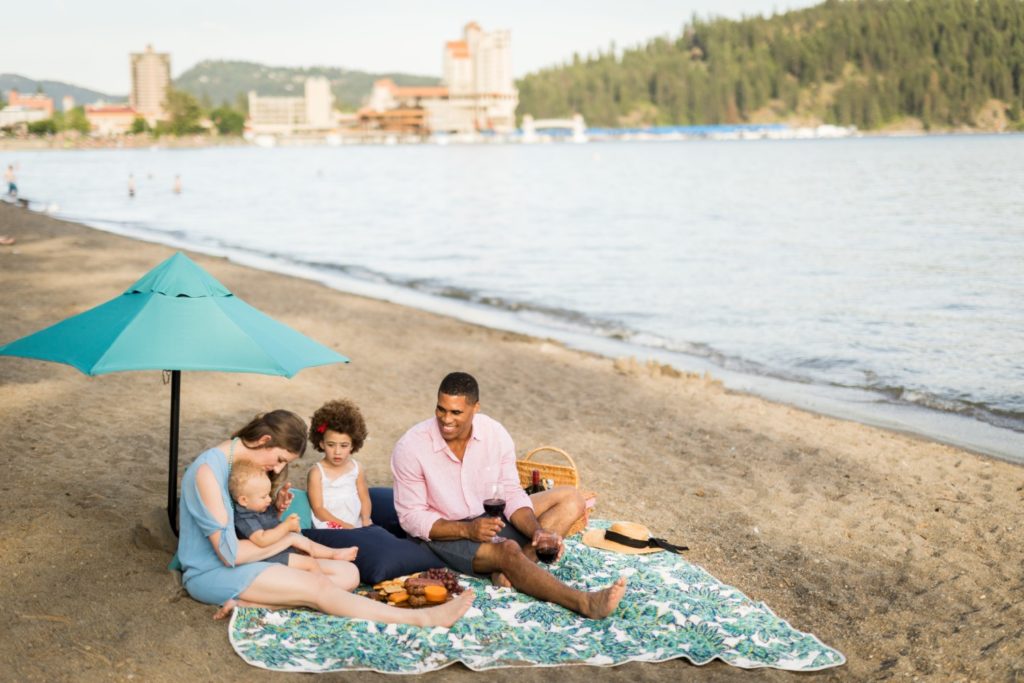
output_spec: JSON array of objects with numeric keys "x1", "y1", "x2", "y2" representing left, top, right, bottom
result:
[{"x1": 521, "y1": 446, "x2": 577, "y2": 470}]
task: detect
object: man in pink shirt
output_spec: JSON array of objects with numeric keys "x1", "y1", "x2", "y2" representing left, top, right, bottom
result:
[{"x1": 392, "y1": 372, "x2": 627, "y2": 619}]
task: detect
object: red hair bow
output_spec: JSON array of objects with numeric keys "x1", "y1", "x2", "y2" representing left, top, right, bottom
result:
[{"x1": 316, "y1": 423, "x2": 327, "y2": 434}]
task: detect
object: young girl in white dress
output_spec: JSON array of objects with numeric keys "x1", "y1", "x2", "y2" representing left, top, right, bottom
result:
[{"x1": 307, "y1": 399, "x2": 372, "y2": 529}]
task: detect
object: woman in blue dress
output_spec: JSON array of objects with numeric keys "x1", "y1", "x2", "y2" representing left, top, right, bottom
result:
[{"x1": 178, "y1": 409, "x2": 474, "y2": 626}]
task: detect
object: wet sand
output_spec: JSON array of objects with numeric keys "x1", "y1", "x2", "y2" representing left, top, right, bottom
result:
[{"x1": 0, "y1": 202, "x2": 1021, "y2": 682}]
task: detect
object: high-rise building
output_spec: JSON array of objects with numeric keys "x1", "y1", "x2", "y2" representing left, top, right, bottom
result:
[
  {"x1": 435, "y1": 22, "x2": 518, "y2": 133},
  {"x1": 362, "y1": 21, "x2": 518, "y2": 136},
  {"x1": 130, "y1": 44, "x2": 171, "y2": 124},
  {"x1": 445, "y1": 22, "x2": 514, "y2": 99}
]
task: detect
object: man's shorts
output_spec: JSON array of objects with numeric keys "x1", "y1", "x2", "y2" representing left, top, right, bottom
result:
[{"x1": 425, "y1": 515, "x2": 529, "y2": 579}]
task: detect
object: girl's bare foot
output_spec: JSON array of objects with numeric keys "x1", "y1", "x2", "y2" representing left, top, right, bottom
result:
[
  {"x1": 213, "y1": 599, "x2": 238, "y2": 620},
  {"x1": 417, "y1": 589, "x2": 475, "y2": 628},
  {"x1": 332, "y1": 547, "x2": 358, "y2": 561},
  {"x1": 580, "y1": 576, "x2": 628, "y2": 619}
]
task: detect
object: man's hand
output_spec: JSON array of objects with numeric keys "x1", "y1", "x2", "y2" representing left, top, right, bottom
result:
[
  {"x1": 274, "y1": 482, "x2": 294, "y2": 513},
  {"x1": 284, "y1": 513, "x2": 301, "y2": 533},
  {"x1": 468, "y1": 516, "x2": 504, "y2": 543}
]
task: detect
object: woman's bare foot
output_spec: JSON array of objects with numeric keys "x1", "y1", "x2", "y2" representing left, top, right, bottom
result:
[
  {"x1": 213, "y1": 599, "x2": 238, "y2": 620},
  {"x1": 332, "y1": 547, "x2": 358, "y2": 561},
  {"x1": 416, "y1": 589, "x2": 475, "y2": 628},
  {"x1": 580, "y1": 576, "x2": 628, "y2": 619},
  {"x1": 490, "y1": 571, "x2": 512, "y2": 588}
]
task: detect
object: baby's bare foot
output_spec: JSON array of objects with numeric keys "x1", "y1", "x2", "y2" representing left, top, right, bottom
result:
[
  {"x1": 580, "y1": 576, "x2": 628, "y2": 619},
  {"x1": 333, "y1": 547, "x2": 358, "y2": 561},
  {"x1": 213, "y1": 599, "x2": 237, "y2": 620}
]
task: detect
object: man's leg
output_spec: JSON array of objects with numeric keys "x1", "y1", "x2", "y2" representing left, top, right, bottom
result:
[
  {"x1": 472, "y1": 539, "x2": 626, "y2": 619},
  {"x1": 530, "y1": 486, "x2": 586, "y2": 536}
]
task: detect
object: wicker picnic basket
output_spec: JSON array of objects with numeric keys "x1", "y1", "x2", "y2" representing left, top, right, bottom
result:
[
  {"x1": 517, "y1": 446, "x2": 580, "y2": 489},
  {"x1": 517, "y1": 446, "x2": 592, "y2": 536}
]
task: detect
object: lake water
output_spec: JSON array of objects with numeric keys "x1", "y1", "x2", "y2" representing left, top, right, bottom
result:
[{"x1": 7, "y1": 135, "x2": 1024, "y2": 462}]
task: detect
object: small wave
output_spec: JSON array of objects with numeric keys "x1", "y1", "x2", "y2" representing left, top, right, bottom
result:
[{"x1": 863, "y1": 382, "x2": 1024, "y2": 433}]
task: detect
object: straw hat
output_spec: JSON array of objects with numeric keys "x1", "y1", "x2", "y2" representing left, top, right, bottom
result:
[{"x1": 582, "y1": 522, "x2": 668, "y2": 555}]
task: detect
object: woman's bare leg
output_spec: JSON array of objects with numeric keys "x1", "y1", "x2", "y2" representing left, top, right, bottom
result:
[
  {"x1": 287, "y1": 554, "x2": 359, "y2": 590},
  {"x1": 314, "y1": 559, "x2": 359, "y2": 590},
  {"x1": 239, "y1": 565, "x2": 475, "y2": 628}
]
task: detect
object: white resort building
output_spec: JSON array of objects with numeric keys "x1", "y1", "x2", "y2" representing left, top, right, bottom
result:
[
  {"x1": 360, "y1": 22, "x2": 518, "y2": 136},
  {"x1": 246, "y1": 77, "x2": 336, "y2": 137}
]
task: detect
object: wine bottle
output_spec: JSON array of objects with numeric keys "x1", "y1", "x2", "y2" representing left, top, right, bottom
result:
[{"x1": 525, "y1": 469, "x2": 543, "y2": 494}]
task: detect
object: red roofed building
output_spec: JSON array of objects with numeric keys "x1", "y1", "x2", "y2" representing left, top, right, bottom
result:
[
  {"x1": 7, "y1": 90, "x2": 55, "y2": 117},
  {"x1": 85, "y1": 104, "x2": 138, "y2": 136}
]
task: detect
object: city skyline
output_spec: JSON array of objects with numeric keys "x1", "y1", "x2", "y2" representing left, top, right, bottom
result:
[{"x1": 6, "y1": 0, "x2": 821, "y2": 94}]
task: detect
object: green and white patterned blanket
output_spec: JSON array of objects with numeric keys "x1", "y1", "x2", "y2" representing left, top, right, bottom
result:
[{"x1": 229, "y1": 522, "x2": 845, "y2": 673}]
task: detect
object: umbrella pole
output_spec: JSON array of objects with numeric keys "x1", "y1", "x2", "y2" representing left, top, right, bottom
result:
[{"x1": 168, "y1": 370, "x2": 181, "y2": 536}]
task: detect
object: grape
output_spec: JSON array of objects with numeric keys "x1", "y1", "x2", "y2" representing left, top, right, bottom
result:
[{"x1": 423, "y1": 567, "x2": 464, "y2": 594}]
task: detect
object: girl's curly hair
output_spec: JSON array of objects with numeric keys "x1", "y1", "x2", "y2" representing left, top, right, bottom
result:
[{"x1": 309, "y1": 399, "x2": 368, "y2": 453}]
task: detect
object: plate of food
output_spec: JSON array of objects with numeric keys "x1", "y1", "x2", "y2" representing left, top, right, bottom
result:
[{"x1": 361, "y1": 568, "x2": 465, "y2": 608}]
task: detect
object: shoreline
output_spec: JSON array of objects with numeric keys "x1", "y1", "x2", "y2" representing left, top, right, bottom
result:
[
  {"x1": 1, "y1": 202, "x2": 1022, "y2": 681},
  {"x1": 26, "y1": 202, "x2": 1024, "y2": 466},
  {"x1": 2, "y1": 126, "x2": 1021, "y2": 153}
]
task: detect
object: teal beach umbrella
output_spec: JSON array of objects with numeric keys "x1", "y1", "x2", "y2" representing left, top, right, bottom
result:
[{"x1": 0, "y1": 252, "x2": 349, "y2": 532}]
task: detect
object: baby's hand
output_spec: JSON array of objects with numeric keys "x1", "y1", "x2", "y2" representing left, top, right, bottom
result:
[
  {"x1": 333, "y1": 546, "x2": 358, "y2": 561},
  {"x1": 284, "y1": 514, "x2": 301, "y2": 533}
]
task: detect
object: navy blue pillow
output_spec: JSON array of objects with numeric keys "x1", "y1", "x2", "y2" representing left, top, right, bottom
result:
[
  {"x1": 368, "y1": 487, "x2": 406, "y2": 538},
  {"x1": 303, "y1": 526, "x2": 441, "y2": 585}
]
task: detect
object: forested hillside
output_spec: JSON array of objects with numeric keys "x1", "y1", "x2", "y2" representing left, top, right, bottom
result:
[
  {"x1": 516, "y1": 0, "x2": 1024, "y2": 130},
  {"x1": 175, "y1": 61, "x2": 440, "y2": 111}
]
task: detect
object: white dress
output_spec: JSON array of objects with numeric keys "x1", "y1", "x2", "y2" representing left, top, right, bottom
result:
[{"x1": 310, "y1": 460, "x2": 363, "y2": 529}]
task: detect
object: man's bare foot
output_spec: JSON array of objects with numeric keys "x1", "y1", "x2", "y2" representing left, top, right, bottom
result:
[
  {"x1": 490, "y1": 571, "x2": 512, "y2": 588},
  {"x1": 332, "y1": 547, "x2": 358, "y2": 561},
  {"x1": 580, "y1": 576, "x2": 628, "y2": 619},
  {"x1": 213, "y1": 599, "x2": 237, "y2": 620},
  {"x1": 418, "y1": 589, "x2": 476, "y2": 628}
]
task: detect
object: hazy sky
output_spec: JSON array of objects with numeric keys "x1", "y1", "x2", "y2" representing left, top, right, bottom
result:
[{"x1": 6, "y1": 0, "x2": 821, "y2": 94}]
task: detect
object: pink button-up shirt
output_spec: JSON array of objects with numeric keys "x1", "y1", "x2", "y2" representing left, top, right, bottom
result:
[{"x1": 391, "y1": 413, "x2": 534, "y2": 540}]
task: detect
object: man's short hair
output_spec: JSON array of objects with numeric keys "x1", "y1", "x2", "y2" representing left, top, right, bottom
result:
[{"x1": 438, "y1": 372, "x2": 479, "y2": 404}]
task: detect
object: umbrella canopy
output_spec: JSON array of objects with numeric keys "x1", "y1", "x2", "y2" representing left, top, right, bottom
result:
[{"x1": 0, "y1": 252, "x2": 349, "y2": 532}]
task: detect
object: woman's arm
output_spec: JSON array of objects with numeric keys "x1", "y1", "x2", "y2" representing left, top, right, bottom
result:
[
  {"x1": 356, "y1": 465, "x2": 372, "y2": 527},
  {"x1": 195, "y1": 464, "x2": 295, "y2": 565},
  {"x1": 307, "y1": 464, "x2": 353, "y2": 528}
]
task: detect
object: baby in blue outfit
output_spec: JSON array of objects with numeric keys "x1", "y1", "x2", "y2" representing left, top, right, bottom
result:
[{"x1": 230, "y1": 462, "x2": 358, "y2": 571}]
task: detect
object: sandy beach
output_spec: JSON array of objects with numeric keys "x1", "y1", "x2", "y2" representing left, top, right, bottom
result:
[{"x1": 0, "y1": 201, "x2": 1021, "y2": 682}]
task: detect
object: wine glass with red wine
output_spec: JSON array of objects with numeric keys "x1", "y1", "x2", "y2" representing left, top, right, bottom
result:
[
  {"x1": 534, "y1": 529, "x2": 560, "y2": 564},
  {"x1": 483, "y1": 482, "x2": 505, "y2": 543}
]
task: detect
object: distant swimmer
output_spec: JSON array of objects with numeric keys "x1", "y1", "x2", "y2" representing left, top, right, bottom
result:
[
  {"x1": 173, "y1": 175, "x2": 182, "y2": 194},
  {"x1": 128, "y1": 173, "x2": 136, "y2": 198},
  {"x1": 5, "y1": 165, "x2": 16, "y2": 197}
]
